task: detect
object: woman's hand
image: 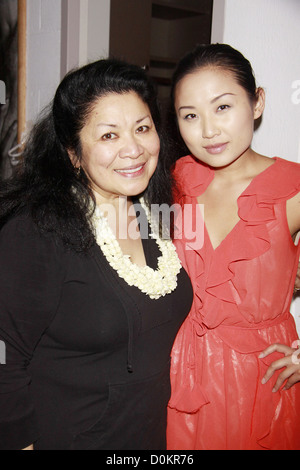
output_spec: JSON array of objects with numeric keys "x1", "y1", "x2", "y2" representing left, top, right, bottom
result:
[{"x1": 260, "y1": 343, "x2": 300, "y2": 392}]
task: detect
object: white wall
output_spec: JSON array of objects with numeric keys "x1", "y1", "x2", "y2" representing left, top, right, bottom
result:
[
  {"x1": 26, "y1": 0, "x2": 111, "y2": 127},
  {"x1": 26, "y1": 0, "x2": 62, "y2": 126},
  {"x1": 212, "y1": 0, "x2": 300, "y2": 164},
  {"x1": 211, "y1": 0, "x2": 300, "y2": 331},
  {"x1": 86, "y1": 0, "x2": 110, "y2": 63}
]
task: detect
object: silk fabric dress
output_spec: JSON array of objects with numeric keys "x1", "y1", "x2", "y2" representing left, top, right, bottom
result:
[{"x1": 167, "y1": 156, "x2": 300, "y2": 450}]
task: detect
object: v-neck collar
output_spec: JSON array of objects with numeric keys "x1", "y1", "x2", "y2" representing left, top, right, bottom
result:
[{"x1": 178, "y1": 157, "x2": 278, "y2": 252}]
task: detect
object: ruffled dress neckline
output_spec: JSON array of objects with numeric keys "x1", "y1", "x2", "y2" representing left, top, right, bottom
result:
[{"x1": 173, "y1": 156, "x2": 300, "y2": 316}]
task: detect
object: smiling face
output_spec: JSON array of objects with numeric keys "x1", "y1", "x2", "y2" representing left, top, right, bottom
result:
[
  {"x1": 175, "y1": 66, "x2": 264, "y2": 168},
  {"x1": 74, "y1": 91, "x2": 160, "y2": 205}
]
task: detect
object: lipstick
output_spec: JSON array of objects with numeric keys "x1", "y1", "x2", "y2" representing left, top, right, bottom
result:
[
  {"x1": 204, "y1": 143, "x2": 228, "y2": 155},
  {"x1": 115, "y1": 163, "x2": 146, "y2": 178}
]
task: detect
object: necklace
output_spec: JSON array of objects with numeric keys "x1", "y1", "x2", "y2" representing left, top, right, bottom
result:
[{"x1": 92, "y1": 198, "x2": 181, "y2": 300}]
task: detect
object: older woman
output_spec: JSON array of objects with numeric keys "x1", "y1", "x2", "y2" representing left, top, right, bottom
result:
[{"x1": 0, "y1": 59, "x2": 193, "y2": 450}]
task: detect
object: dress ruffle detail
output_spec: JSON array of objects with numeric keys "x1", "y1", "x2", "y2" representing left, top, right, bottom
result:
[
  {"x1": 173, "y1": 156, "x2": 300, "y2": 336},
  {"x1": 168, "y1": 383, "x2": 210, "y2": 413},
  {"x1": 168, "y1": 156, "x2": 300, "y2": 449}
]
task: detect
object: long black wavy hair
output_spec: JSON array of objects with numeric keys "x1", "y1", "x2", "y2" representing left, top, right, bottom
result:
[{"x1": 0, "y1": 59, "x2": 173, "y2": 252}]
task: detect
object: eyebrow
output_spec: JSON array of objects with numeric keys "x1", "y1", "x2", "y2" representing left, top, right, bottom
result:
[
  {"x1": 136, "y1": 115, "x2": 151, "y2": 124},
  {"x1": 96, "y1": 115, "x2": 151, "y2": 128},
  {"x1": 178, "y1": 93, "x2": 236, "y2": 112},
  {"x1": 178, "y1": 105, "x2": 196, "y2": 112},
  {"x1": 211, "y1": 92, "x2": 235, "y2": 103}
]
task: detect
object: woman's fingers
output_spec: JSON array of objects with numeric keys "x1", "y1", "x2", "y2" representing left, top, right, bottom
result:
[
  {"x1": 259, "y1": 343, "x2": 300, "y2": 392},
  {"x1": 259, "y1": 343, "x2": 293, "y2": 359}
]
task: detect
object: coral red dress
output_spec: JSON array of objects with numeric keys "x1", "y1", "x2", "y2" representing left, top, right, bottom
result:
[{"x1": 167, "y1": 156, "x2": 300, "y2": 450}]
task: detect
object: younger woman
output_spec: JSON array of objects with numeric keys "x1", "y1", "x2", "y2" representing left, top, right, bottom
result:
[{"x1": 167, "y1": 44, "x2": 300, "y2": 450}]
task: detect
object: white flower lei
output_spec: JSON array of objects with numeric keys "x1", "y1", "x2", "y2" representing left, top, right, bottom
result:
[{"x1": 92, "y1": 198, "x2": 181, "y2": 300}]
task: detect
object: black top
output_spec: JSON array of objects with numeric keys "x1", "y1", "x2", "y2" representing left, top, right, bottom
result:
[{"x1": 0, "y1": 211, "x2": 193, "y2": 450}]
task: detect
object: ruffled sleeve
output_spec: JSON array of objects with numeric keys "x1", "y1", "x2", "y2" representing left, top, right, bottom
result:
[{"x1": 173, "y1": 155, "x2": 214, "y2": 203}]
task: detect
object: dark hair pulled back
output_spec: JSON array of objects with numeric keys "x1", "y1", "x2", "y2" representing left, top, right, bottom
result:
[
  {"x1": 171, "y1": 43, "x2": 258, "y2": 103},
  {"x1": 167, "y1": 43, "x2": 260, "y2": 161}
]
